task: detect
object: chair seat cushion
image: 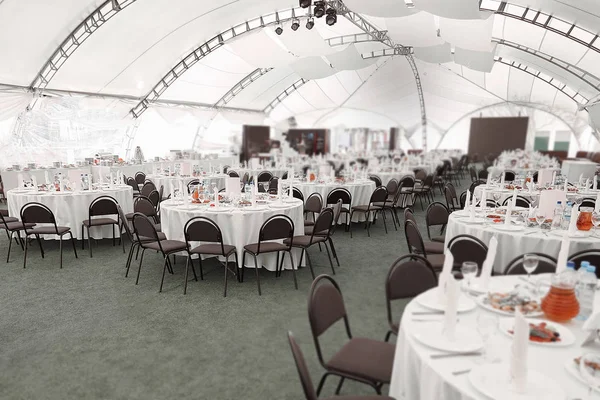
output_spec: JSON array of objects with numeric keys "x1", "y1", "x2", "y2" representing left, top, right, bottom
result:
[
  {"x1": 0, "y1": 209, "x2": 9, "y2": 217},
  {"x1": 144, "y1": 240, "x2": 187, "y2": 253},
  {"x1": 372, "y1": 202, "x2": 390, "y2": 208},
  {"x1": 431, "y1": 234, "x2": 445, "y2": 243},
  {"x1": 304, "y1": 226, "x2": 327, "y2": 236},
  {"x1": 283, "y1": 235, "x2": 327, "y2": 247},
  {"x1": 304, "y1": 220, "x2": 315, "y2": 227},
  {"x1": 244, "y1": 242, "x2": 288, "y2": 254},
  {"x1": 425, "y1": 253, "x2": 445, "y2": 270},
  {"x1": 190, "y1": 243, "x2": 235, "y2": 256},
  {"x1": 326, "y1": 337, "x2": 395, "y2": 384},
  {"x1": 29, "y1": 226, "x2": 70, "y2": 235},
  {"x1": 83, "y1": 218, "x2": 118, "y2": 227},
  {"x1": 352, "y1": 205, "x2": 382, "y2": 212},
  {"x1": 2, "y1": 216, "x2": 18, "y2": 223},
  {"x1": 125, "y1": 213, "x2": 134, "y2": 220},
  {"x1": 424, "y1": 241, "x2": 444, "y2": 254},
  {"x1": 138, "y1": 232, "x2": 166, "y2": 242},
  {"x1": 5, "y1": 222, "x2": 35, "y2": 231},
  {"x1": 155, "y1": 223, "x2": 162, "y2": 232}
]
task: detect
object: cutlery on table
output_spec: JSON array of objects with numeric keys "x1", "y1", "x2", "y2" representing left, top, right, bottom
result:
[
  {"x1": 452, "y1": 369, "x2": 471, "y2": 376},
  {"x1": 431, "y1": 352, "x2": 482, "y2": 360},
  {"x1": 412, "y1": 311, "x2": 443, "y2": 316},
  {"x1": 412, "y1": 318, "x2": 459, "y2": 323}
]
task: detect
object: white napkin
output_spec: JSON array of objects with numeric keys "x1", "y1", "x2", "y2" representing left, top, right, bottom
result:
[
  {"x1": 510, "y1": 309, "x2": 529, "y2": 394},
  {"x1": 528, "y1": 206, "x2": 537, "y2": 220},
  {"x1": 528, "y1": 180, "x2": 534, "y2": 194},
  {"x1": 500, "y1": 170, "x2": 505, "y2": 186},
  {"x1": 551, "y1": 171, "x2": 556, "y2": 186},
  {"x1": 465, "y1": 190, "x2": 471, "y2": 209},
  {"x1": 585, "y1": 178, "x2": 590, "y2": 190},
  {"x1": 480, "y1": 236, "x2": 498, "y2": 289},
  {"x1": 443, "y1": 274, "x2": 460, "y2": 341},
  {"x1": 480, "y1": 189, "x2": 487, "y2": 210},
  {"x1": 511, "y1": 190, "x2": 517, "y2": 208},
  {"x1": 505, "y1": 202, "x2": 513, "y2": 225},
  {"x1": 44, "y1": 171, "x2": 50, "y2": 185},
  {"x1": 556, "y1": 237, "x2": 570, "y2": 274},
  {"x1": 469, "y1": 202, "x2": 476, "y2": 221},
  {"x1": 569, "y1": 204, "x2": 579, "y2": 236},
  {"x1": 594, "y1": 178, "x2": 598, "y2": 191},
  {"x1": 564, "y1": 180, "x2": 568, "y2": 192},
  {"x1": 179, "y1": 180, "x2": 184, "y2": 200},
  {"x1": 596, "y1": 192, "x2": 600, "y2": 213},
  {"x1": 437, "y1": 250, "x2": 454, "y2": 304},
  {"x1": 579, "y1": 173, "x2": 584, "y2": 185},
  {"x1": 486, "y1": 170, "x2": 492, "y2": 186}
]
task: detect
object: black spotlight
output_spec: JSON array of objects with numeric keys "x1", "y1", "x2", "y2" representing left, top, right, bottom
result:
[
  {"x1": 314, "y1": 1, "x2": 325, "y2": 18},
  {"x1": 299, "y1": 0, "x2": 312, "y2": 8},
  {"x1": 306, "y1": 17, "x2": 315, "y2": 30},
  {"x1": 326, "y1": 8, "x2": 337, "y2": 25},
  {"x1": 275, "y1": 24, "x2": 283, "y2": 35},
  {"x1": 291, "y1": 18, "x2": 300, "y2": 31}
]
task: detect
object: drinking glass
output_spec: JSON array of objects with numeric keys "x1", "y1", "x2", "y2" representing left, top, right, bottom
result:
[
  {"x1": 477, "y1": 313, "x2": 499, "y2": 363},
  {"x1": 492, "y1": 192, "x2": 501, "y2": 204},
  {"x1": 261, "y1": 182, "x2": 269, "y2": 193},
  {"x1": 579, "y1": 353, "x2": 600, "y2": 400},
  {"x1": 523, "y1": 253, "x2": 539, "y2": 282},
  {"x1": 461, "y1": 261, "x2": 478, "y2": 289},
  {"x1": 536, "y1": 213, "x2": 546, "y2": 229},
  {"x1": 593, "y1": 212, "x2": 600, "y2": 231}
]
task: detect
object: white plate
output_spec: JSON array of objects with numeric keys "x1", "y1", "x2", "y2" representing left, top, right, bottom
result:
[
  {"x1": 548, "y1": 230, "x2": 592, "y2": 238},
  {"x1": 412, "y1": 322, "x2": 483, "y2": 353},
  {"x1": 205, "y1": 207, "x2": 231, "y2": 213},
  {"x1": 462, "y1": 217, "x2": 487, "y2": 224},
  {"x1": 499, "y1": 317, "x2": 575, "y2": 347},
  {"x1": 243, "y1": 206, "x2": 267, "y2": 212},
  {"x1": 469, "y1": 363, "x2": 566, "y2": 400},
  {"x1": 493, "y1": 224, "x2": 526, "y2": 232},
  {"x1": 564, "y1": 358, "x2": 600, "y2": 392},
  {"x1": 475, "y1": 294, "x2": 544, "y2": 318},
  {"x1": 416, "y1": 288, "x2": 477, "y2": 313},
  {"x1": 269, "y1": 203, "x2": 291, "y2": 209}
]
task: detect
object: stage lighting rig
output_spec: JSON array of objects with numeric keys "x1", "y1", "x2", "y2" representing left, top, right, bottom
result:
[
  {"x1": 291, "y1": 18, "x2": 300, "y2": 31},
  {"x1": 299, "y1": 0, "x2": 312, "y2": 8},
  {"x1": 306, "y1": 16, "x2": 315, "y2": 30},
  {"x1": 325, "y1": 8, "x2": 337, "y2": 25},
  {"x1": 314, "y1": 1, "x2": 325, "y2": 18},
  {"x1": 275, "y1": 24, "x2": 283, "y2": 35}
]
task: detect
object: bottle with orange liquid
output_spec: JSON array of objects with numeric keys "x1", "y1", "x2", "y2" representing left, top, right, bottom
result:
[{"x1": 541, "y1": 267, "x2": 579, "y2": 323}]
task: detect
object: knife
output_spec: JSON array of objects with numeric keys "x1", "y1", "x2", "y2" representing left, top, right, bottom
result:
[{"x1": 431, "y1": 352, "x2": 482, "y2": 360}]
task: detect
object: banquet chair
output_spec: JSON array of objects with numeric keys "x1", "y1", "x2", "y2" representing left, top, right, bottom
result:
[
  {"x1": 293, "y1": 187, "x2": 305, "y2": 202},
  {"x1": 148, "y1": 190, "x2": 161, "y2": 211},
  {"x1": 349, "y1": 186, "x2": 389, "y2": 238},
  {"x1": 368, "y1": 175, "x2": 382, "y2": 187},
  {"x1": 269, "y1": 177, "x2": 279, "y2": 193},
  {"x1": 223, "y1": 165, "x2": 230, "y2": 174},
  {"x1": 569, "y1": 250, "x2": 600, "y2": 278},
  {"x1": 433, "y1": 165, "x2": 445, "y2": 195},
  {"x1": 186, "y1": 179, "x2": 200, "y2": 194},
  {"x1": 425, "y1": 202, "x2": 449, "y2": 244},
  {"x1": 459, "y1": 191, "x2": 467, "y2": 209},
  {"x1": 414, "y1": 169, "x2": 427, "y2": 183},
  {"x1": 228, "y1": 170, "x2": 239, "y2": 178},
  {"x1": 468, "y1": 180, "x2": 486, "y2": 194},
  {"x1": 241, "y1": 214, "x2": 296, "y2": 296},
  {"x1": 81, "y1": 195, "x2": 122, "y2": 258},
  {"x1": 404, "y1": 220, "x2": 444, "y2": 271},
  {"x1": 501, "y1": 196, "x2": 531, "y2": 208},
  {"x1": 134, "y1": 172, "x2": 146, "y2": 185},
  {"x1": 385, "y1": 179, "x2": 399, "y2": 203},
  {"x1": 281, "y1": 171, "x2": 288, "y2": 180},
  {"x1": 126, "y1": 177, "x2": 139, "y2": 194},
  {"x1": 412, "y1": 174, "x2": 434, "y2": 210},
  {"x1": 444, "y1": 185, "x2": 458, "y2": 211},
  {"x1": 287, "y1": 331, "x2": 395, "y2": 400},
  {"x1": 304, "y1": 199, "x2": 342, "y2": 267},
  {"x1": 326, "y1": 188, "x2": 352, "y2": 232},
  {"x1": 184, "y1": 217, "x2": 238, "y2": 296},
  {"x1": 21, "y1": 202, "x2": 78, "y2": 269},
  {"x1": 308, "y1": 275, "x2": 395, "y2": 395},
  {"x1": 581, "y1": 198, "x2": 596, "y2": 208},
  {"x1": 257, "y1": 171, "x2": 273, "y2": 183},
  {"x1": 532, "y1": 171, "x2": 539, "y2": 183},
  {"x1": 469, "y1": 166, "x2": 478, "y2": 182},
  {"x1": 0, "y1": 212, "x2": 35, "y2": 263},
  {"x1": 118, "y1": 205, "x2": 165, "y2": 271},
  {"x1": 0, "y1": 209, "x2": 16, "y2": 223},
  {"x1": 477, "y1": 169, "x2": 489, "y2": 180},
  {"x1": 384, "y1": 254, "x2": 437, "y2": 342},
  {"x1": 505, "y1": 253, "x2": 557, "y2": 275},
  {"x1": 404, "y1": 208, "x2": 443, "y2": 254},
  {"x1": 131, "y1": 213, "x2": 187, "y2": 292},
  {"x1": 504, "y1": 170, "x2": 516, "y2": 182},
  {"x1": 398, "y1": 175, "x2": 415, "y2": 209},
  {"x1": 304, "y1": 193, "x2": 323, "y2": 226},
  {"x1": 447, "y1": 234, "x2": 488, "y2": 275},
  {"x1": 140, "y1": 181, "x2": 156, "y2": 197},
  {"x1": 477, "y1": 199, "x2": 500, "y2": 208},
  {"x1": 285, "y1": 208, "x2": 335, "y2": 278}
]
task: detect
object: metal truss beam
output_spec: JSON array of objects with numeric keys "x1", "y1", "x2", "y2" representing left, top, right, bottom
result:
[
  {"x1": 263, "y1": 79, "x2": 307, "y2": 114},
  {"x1": 215, "y1": 67, "x2": 272, "y2": 107},
  {"x1": 30, "y1": 0, "x2": 138, "y2": 90},
  {"x1": 130, "y1": 7, "x2": 308, "y2": 119}
]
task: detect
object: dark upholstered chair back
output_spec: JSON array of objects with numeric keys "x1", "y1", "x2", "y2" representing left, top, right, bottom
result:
[
  {"x1": 386, "y1": 179, "x2": 399, "y2": 196},
  {"x1": 134, "y1": 172, "x2": 146, "y2": 185},
  {"x1": 506, "y1": 253, "x2": 557, "y2": 275},
  {"x1": 292, "y1": 187, "x2": 304, "y2": 202},
  {"x1": 228, "y1": 170, "x2": 239, "y2": 178},
  {"x1": 117, "y1": 205, "x2": 133, "y2": 241},
  {"x1": 386, "y1": 254, "x2": 438, "y2": 301},
  {"x1": 256, "y1": 215, "x2": 295, "y2": 253},
  {"x1": 134, "y1": 196, "x2": 157, "y2": 217},
  {"x1": 369, "y1": 186, "x2": 388, "y2": 204},
  {"x1": 127, "y1": 177, "x2": 139, "y2": 192},
  {"x1": 141, "y1": 182, "x2": 156, "y2": 197},
  {"x1": 287, "y1": 332, "x2": 318, "y2": 400},
  {"x1": 257, "y1": 171, "x2": 273, "y2": 182},
  {"x1": 89, "y1": 196, "x2": 119, "y2": 218},
  {"x1": 21, "y1": 202, "x2": 56, "y2": 225},
  {"x1": 326, "y1": 188, "x2": 351, "y2": 207},
  {"x1": 448, "y1": 234, "x2": 488, "y2": 272},
  {"x1": 305, "y1": 193, "x2": 322, "y2": 213},
  {"x1": 369, "y1": 175, "x2": 382, "y2": 187},
  {"x1": 308, "y1": 275, "x2": 349, "y2": 339},
  {"x1": 132, "y1": 213, "x2": 160, "y2": 242},
  {"x1": 405, "y1": 220, "x2": 425, "y2": 255},
  {"x1": 570, "y1": 250, "x2": 600, "y2": 278}
]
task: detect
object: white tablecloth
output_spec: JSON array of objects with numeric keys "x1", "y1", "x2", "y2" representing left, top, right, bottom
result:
[
  {"x1": 389, "y1": 275, "x2": 599, "y2": 400},
  {"x1": 160, "y1": 199, "x2": 305, "y2": 271},
  {"x1": 372, "y1": 171, "x2": 415, "y2": 186},
  {"x1": 7, "y1": 186, "x2": 133, "y2": 240},
  {"x1": 146, "y1": 174, "x2": 227, "y2": 196},
  {"x1": 562, "y1": 160, "x2": 598, "y2": 182},
  {"x1": 445, "y1": 212, "x2": 599, "y2": 273},
  {"x1": 294, "y1": 180, "x2": 376, "y2": 223},
  {"x1": 2, "y1": 167, "x2": 93, "y2": 192}
]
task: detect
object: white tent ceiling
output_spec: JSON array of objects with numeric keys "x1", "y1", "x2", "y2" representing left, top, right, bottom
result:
[{"x1": 1, "y1": 0, "x2": 600, "y2": 150}]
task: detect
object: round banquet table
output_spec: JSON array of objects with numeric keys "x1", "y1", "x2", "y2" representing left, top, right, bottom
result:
[
  {"x1": 388, "y1": 275, "x2": 600, "y2": 400},
  {"x1": 372, "y1": 171, "x2": 415, "y2": 186},
  {"x1": 160, "y1": 198, "x2": 305, "y2": 271},
  {"x1": 146, "y1": 174, "x2": 227, "y2": 195},
  {"x1": 445, "y1": 212, "x2": 600, "y2": 273},
  {"x1": 294, "y1": 180, "x2": 376, "y2": 223},
  {"x1": 229, "y1": 168, "x2": 290, "y2": 178},
  {"x1": 7, "y1": 186, "x2": 133, "y2": 240}
]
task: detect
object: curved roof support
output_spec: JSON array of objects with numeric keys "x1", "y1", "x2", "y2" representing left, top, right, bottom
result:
[
  {"x1": 263, "y1": 78, "x2": 308, "y2": 114},
  {"x1": 215, "y1": 67, "x2": 272, "y2": 107},
  {"x1": 31, "y1": 0, "x2": 139, "y2": 90}
]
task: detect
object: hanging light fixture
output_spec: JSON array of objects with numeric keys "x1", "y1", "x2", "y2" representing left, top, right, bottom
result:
[
  {"x1": 291, "y1": 18, "x2": 300, "y2": 31},
  {"x1": 275, "y1": 23, "x2": 283, "y2": 35},
  {"x1": 314, "y1": 1, "x2": 326, "y2": 18},
  {"x1": 306, "y1": 16, "x2": 315, "y2": 30},
  {"x1": 299, "y1": 0, "x2": 312, "y2": 8},
  {"x1": 326, "y1": 8, "x2": 337, "y2": 25}
]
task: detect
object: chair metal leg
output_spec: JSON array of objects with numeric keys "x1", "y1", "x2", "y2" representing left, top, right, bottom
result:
[
  {"x1": 278, "y1": 251, "x2": 285, "y2": 275},
  {"x1": 324, "y1": 241, "x2": 335, "y2": 275},
  {"x1": 35, "y1": 234, "x2": 44, "y2": 258},
  {"x1": 165, "y1": 255, "x2": 174, "y2": 274},
  {"x1": 81, "y1": 224, "x2": 85, "y2": 249},
  {"x1": 59, "y1": 236, "x2": 63, "y2": 269},
  {"x1": 88, "y1": 227, "x2": 92, "y2": 258},
  {"x1": 223, "y1": 254, "x2": 230, "y2": 297},
  {"x1": 125, "y1": 243, "x2": 136, "y2": 277},
  {"x1": 335, "y1": 377, "x2": 345, "y2": 395},
  {"x1": 288, "y1": 250, "x2": 297, "y2": 289},
  {"x1": 112, "y1": 225, "x2": 116, "y2": 246},
  {"x1": 183, "y1": 255, "x2": 190, "y2": 295},
  {"x1": 305, "y1": 249, "x2": 316, "y2": 279},
  {"x1": 23, "y1": 234, "x2": 28, "y2": 269},
  {"x1": 68, "y1": 232, "x2": 78, "y2": 259},
  {"x1": 349, "y1": 211, "x2": 354, "y2": 238},
  {"x1": 197, "y1": 256, "x2": 204, "y2": 280},
  {"x1": 275, "y1": 251, "x2": 280, "y2": 278},
  {"x1": 241, "y1": 251, "x2": 246, "y2": 282},
  {"x1": 328, "y1": 237, "x2": 340, "y2": 267},
  {"x1": 252, "y1": 254, "x2": 261, "y2": 296},
  {"x1": 366, "y1": 211, "x2": 372, "y2": 237},
  {"x1": 384, "y1": 330, "x2": 394, "y2": 342},
  {"x1": 159, "y1": 255, "x2": 169, "y2": 292},
  {"x1": 316, "y1": 373, "x2": 331, "y2": 396},
  {"x1": 318, "y1": 242, "x2": 322, "y2": 252},
  {"x1": 135, "y1": 248, "x2": 146, "y2": 285},
  {"x1": 234, "y1": 252, "x2": 240, "y2": 282},
  {"x1": 7, "y1": 230, "x2": 13, "y2": 263},
  {"x1": 381, "y1": 210, "x2": 388, "y2": 234}
]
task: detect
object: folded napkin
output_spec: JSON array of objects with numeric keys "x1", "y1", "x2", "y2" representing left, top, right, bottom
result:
[
  {"x1": 480, "y1": 236, "x2": 498, "y2": 289},
  {"x1": 480, "y1": 189, "x2": 487, "y2": 210},
  {"x1": 505, "y1": 202, "x2": 513, "y2": 225},
  {"x1": 500, "y1": 171, "x2": 505, "y2": 186},
  {"x1": 510, "y1": 309, "x2": 529, "y2": 394},
  {"x1": 564, "y1": 180, "x2": 568, "y2": 192},
  {"x1": 511, "y1": 190, "x2": 517, "y2": 207},
  {"x1": 594, "y1": 178, "x2": 598, "y2": 191},
  {"x1": 528, "y1": 206, "x2": 537, "y2": 220},
  {"x1": 469, "y1": 202, "x2": 476, "y2": 221},
  {"x1": 556, "y1": 237, "x2": 570, "y2": 274},
  {"x1": 569, "y1": 205, "x2": 579, "y2": 236},
  {"x1": 465, "y1": 190, "x2": 471, "y2": 209},
  {"x1": 437, "y1": 250, "x2": 454, "y2": 304},
  {"x1": 31, "y1": 175, "x2": 38, "y2": 188},
  {"x1": 579, "y1": 173, "x2": 584, "y2": 185},
  {"x1": 551, "y1": 171, "x2": 556, "y2": 186},
  {"x1": 528, "y1": 180, "x2": 534, "y2": 193},
  {"x1": 443, "y1": 274, "x2": 460, "y2": 341},
  {"x1": 596, "y1": 192, "x2": 600, "y2": 213}
]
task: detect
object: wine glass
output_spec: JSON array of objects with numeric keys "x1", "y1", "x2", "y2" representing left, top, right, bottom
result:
[
  {"x1": 476, "y1": 313, "x2": 499, "y2": 363},
  {"x1": 261, "y1": 181, "x2": 269, "y2": 194},
  {"x1": 522, "y1": 253, "x2": 539, "y2": 283},
  {"x1": 461, "y1": 261, "x2": 478, "y2": 290},
  {"x1": 593, "y1": 212, "x2": 600, "y2": 237},
  {"x1": 492, "y1": 191, "x2": 501, "y2": 204},
  {"x1": 579, "y1": 353, "x2": 600, "y2": 400},
  {"x1": 536, "y1": 212, "x2": 546, "y2": 230}
]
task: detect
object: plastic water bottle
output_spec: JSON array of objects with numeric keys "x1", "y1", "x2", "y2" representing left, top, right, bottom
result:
[
  {"x1": 562, "y1": 201, "x2": 573, "y2": 230},
  {"x1": 575, "y1": 261, "x2": 590, "y2": 295},
  {"x1": 551, "y1": 201, "x2": 563, "y2": 230},
  {"x1": 576, "y1": 265, "x2": 597, "y2": 321}
]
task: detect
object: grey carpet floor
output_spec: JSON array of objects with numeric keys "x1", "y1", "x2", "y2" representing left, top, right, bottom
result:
[{"x1": 0, "y1": 178, "x2": 469, "y2": 400}]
